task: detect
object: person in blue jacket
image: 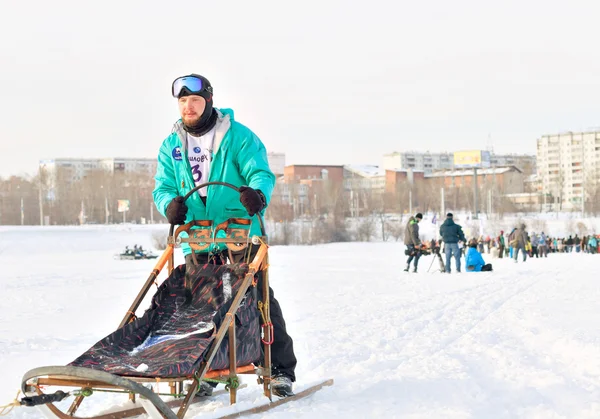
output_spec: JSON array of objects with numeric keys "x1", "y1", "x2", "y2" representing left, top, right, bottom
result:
[
  {"x1": 439, "y1": 212, "x2": 466, "y2": 273},
  {"x1": 152, "y1": 74, "x2": 296, "y2": 397},
  {"x1": 465, "y1": 239, "x2": 493, "y2": 272},
  {"x1": 588, "y1": 235, "x2": 597, "y2": 254}
]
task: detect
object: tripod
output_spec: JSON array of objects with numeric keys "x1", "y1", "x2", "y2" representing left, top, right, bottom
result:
[{"x1": 427, "y1": 249, "x2": 446, "y2": 273}]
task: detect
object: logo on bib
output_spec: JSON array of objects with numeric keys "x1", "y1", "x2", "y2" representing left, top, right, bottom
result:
[
  {"x1": 172, "y1": 147, "x2": 182, "y2": 161},
  {"x1": 193, "y1": 146, "x2": 201, "y2": 153}
]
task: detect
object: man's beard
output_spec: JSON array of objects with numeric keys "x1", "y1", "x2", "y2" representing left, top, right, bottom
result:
[
  {"x1": 182, "y1": 114, "x2": 201, "y2": 127},
  {"x1": 181, "y1": 108, "x2": 217, "y2": 136}
]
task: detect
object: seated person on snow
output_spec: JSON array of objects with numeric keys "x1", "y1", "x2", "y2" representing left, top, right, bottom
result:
[{"x1": 466, "y1": 239, "x2": 493, "y2": 272}]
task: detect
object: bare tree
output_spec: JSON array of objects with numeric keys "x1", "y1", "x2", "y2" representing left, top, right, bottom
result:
[
  {"x1": 496, "y1": 194, "x2": 518, "y2": 217},
  {"x1": 355, "y1": 189, "x2": 382, "y2": 241},
  {"x1": 415, "y1": 178, "x2": 439, "y2": 214},
  {"x1": 387, "y1": 221, "x2": 404, "y2": 242},
  {"x1": 529, "y1": 219, "x2": 548, "y2": 234},
  {"x1": 585, "y1": 183, "x2": 600, "y2": 216},
  {"x1": 576, "y1": 222, "x2": 588, "y2": 237},
  {"x1": 355, "y1": 217, "x2": 375, "y2": 241},
  {"x1": 0, "y1": 175, "x2": 40, "y2": 225},
  {"x1": 385, "y1": 181, "x2": 409, "y2": 216},
  {"x1": 564, "y1": 219, "x2": 576, "y2": 236},
  {"x1": 1, "y1": 168, "x2": 160, "y2": 226}
]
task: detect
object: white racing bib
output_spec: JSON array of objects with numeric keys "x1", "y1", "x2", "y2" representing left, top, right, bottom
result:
[{"x1": 186, "y1": 128, "x2": 216, "y2": 197}]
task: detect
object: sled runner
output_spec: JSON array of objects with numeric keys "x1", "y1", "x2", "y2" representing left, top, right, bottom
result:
[{"x1": 16, "y1": 182, "x2": 333, "y2": 419}]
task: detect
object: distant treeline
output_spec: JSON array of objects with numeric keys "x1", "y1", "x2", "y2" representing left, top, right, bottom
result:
[
  {"x1": 0, "y1": 169, "x2": 160, "y2": 225},
  {"x1": 3, "y1": 168, "x2": 600, "y2": 226}
]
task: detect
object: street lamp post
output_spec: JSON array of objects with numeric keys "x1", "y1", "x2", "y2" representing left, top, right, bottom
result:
[
  {"x1": 17, "y1": 185, "x2": 24, "y2": 225},
  {"x1": 100, "y1": 185, "x2": 109, "y2": 224}
]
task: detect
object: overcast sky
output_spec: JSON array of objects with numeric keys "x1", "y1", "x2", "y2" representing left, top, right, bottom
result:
[{"x1": 2, "y1": 0, "x2": 600, "y2": 178}]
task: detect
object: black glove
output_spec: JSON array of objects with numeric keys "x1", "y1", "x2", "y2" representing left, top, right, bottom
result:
[
  {"x1": 239, "y1": 186, "x2": 265, "y2": 216},
  {"x1": 166, "y1": 196, "x2": 188, "y2": 225}
]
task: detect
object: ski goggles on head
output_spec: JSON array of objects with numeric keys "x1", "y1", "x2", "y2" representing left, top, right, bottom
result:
[{"x1": 171, "y1": 75, "x2": 212, "y2": 98}]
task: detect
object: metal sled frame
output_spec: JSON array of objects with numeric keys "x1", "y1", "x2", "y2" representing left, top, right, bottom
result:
[{"x1": 19, "y1": 182, "x2": 294, "y2": 419}]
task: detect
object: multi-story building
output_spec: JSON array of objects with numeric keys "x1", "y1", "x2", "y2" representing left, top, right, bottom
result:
[
  {"x1": 385, "y1": 169, "x2": 426, "y2": 194},
  {"x1": 384, "y1": 150, "x2": 536, "y2": 175},
  {"x1": 343, "y1": 165, "x2": 386, "y2": 191},
  {"x1": 283, "y1": 165, "x2": 344, "y2": 184},
  {"x1": 524, "y1": 174, "x2": 541, "y2": 193},
  {"x1": 99, "y1": 158, "x2": 157, "y2": 175},
  {"x1": 267, "y1": 152, "x2": 286, "y2": 176},
  {"x1": 537, "y1": 131, "x2": 600, "y2": 210},
  {"x1": 342, "y1": 165, "x2": 427, "y2": 192},
  {"x1": 39, "y1": 158, "x2": 158, "y2": 187},
  {"x1": 489, "y1": 153, "x2": 536, "y2": 174},
  {"x1": 425, "y1": 166, "x2": 525, "y2": 195},
  {"x1": 271, "y1": 181, "x2": 310, "y2": 211},
  {"x1": 40, "y1": 158, "x2": 102, "y2": 184},
  {"x1": 383, "y1": 151, "x2": 454, "y2": 174},
  {"x1": 276, "y1": 165, "x2": 344, "y2": 214}
]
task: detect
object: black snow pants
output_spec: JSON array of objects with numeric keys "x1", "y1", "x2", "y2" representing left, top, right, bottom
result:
[
  {"x1": 185, "y1": 245, "x2": 297, "y2": 381},
  {"x1": 405, "y1": 245, "x2": 421, "y2": 269}
]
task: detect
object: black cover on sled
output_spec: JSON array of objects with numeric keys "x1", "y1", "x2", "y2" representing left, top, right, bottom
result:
[{"x1": 69, "y1": 263, "x2": 261, "y2": 378}]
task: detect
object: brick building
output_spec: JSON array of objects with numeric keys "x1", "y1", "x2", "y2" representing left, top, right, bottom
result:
[
  {"x1": 385, "y1": 169, "x2": 426, "y2": 194},
  {"x1": 283, "y1": 165, "x2": 344, "y2": 184},
  {"x1": 425, "y1": 166, "x2": 524, "y2": 195}
]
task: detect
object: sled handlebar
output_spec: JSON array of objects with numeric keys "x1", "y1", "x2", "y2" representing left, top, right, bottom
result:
[{"x1": 168, "y1": 181, "x2": 266, "y2": 237}]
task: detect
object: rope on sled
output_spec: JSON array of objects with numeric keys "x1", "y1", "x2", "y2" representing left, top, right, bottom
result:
[
  {"x1": 1, "y1": 388, "x2": 88, "y2": 415},
  {"x1": 18, "y1": 390, "x2": 70, "y2": 407},
  {"x1": 0, "y1": 391, "x2": 21, "y2": 416},
  {"x1": 0, "y1": 387, "x2": 127, "y2": 414}
]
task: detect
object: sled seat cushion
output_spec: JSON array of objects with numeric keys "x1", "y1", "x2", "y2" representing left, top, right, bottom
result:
[{"x1": 68, "y1": 263, "x2": 261, "y2": 378}]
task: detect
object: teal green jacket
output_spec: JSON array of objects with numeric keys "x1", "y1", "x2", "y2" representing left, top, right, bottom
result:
[{"x1": 153, "y1": 108, "x2": 275, "y2": 256}]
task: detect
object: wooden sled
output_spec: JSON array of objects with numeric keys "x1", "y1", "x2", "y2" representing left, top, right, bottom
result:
[{"x1": 19, "y1": 182, "x2": 333, "y2": 419}]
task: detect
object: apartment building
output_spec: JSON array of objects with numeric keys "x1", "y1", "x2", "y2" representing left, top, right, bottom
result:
[
  {"x1": 385, "y1": 169, "x2": 425, "y2": 194},
  {"x1": 537, "y1": 131, "x2": 600, "y2": 210},
  {"x1": 283, "y1": 165, "x2": 344, "y2": 184},
  {"x1": 343, "y1": 165, "x2": 386, "y2": 191},
  {"x1": 490, "y1": 153, "x2": 536, "y2": 173},
  {"x1": 425, "y1": 166, "x2": 525, "y2": 195},
  {"x1": 383, "y1": 151, "x2": 454, "y2": 174},
  {"x1": 275, "y1": 165, "x2": 344, "y2": 212},
  {"x1": 267, "y1": 152, "x2": 286, "y2": 176},
  {"x1": 100, "y1": 158, "x2": 157, "y2": 175},
  {"x1": 39, "y1": 157, "x2": 157, "y2": 187},
  {"x1": 384, "y1": 150, "x2": 535, "y2": 175}
]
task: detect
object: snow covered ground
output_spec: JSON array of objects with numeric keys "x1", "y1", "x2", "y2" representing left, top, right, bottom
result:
[{"x1": 1, "y1": 225, "x2": 600, "y2": 418}]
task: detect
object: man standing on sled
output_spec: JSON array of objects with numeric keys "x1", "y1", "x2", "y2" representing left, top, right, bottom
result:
[{"x1": 152, "y1": 74, "x2": 297, "y2": 397}]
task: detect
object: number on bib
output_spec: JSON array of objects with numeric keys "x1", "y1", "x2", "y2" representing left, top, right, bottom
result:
[{"x1": 191, "y1": 164, "x2": 202, "y2": 182}]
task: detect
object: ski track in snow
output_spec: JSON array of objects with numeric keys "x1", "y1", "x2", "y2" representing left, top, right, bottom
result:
[{"x1": 0, "y1": 227, "x2": 599, "y2": 418}]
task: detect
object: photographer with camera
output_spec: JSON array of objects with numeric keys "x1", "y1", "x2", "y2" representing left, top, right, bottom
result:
[{"x1": 403, "y1": 213, "x2": 423, "y2": 273}]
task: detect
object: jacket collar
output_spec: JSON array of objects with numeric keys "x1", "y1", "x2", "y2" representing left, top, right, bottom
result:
[{"x1": 172, "y1": 109, "x2": 231, "y2": 154}]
